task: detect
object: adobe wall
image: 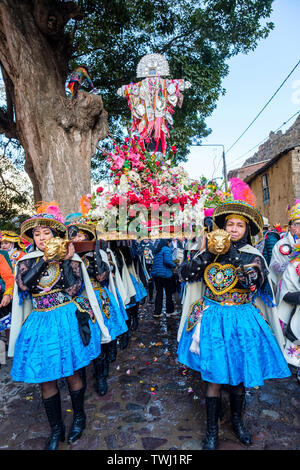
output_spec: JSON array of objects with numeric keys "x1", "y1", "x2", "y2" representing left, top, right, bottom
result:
[{"x1": 248, "y1": 150, "x2": 295, "y2": 226}]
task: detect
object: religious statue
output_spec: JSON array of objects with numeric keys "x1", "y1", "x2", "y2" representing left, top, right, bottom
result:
[{"x1": 117, "y1": 53, "x2": 191, "y2": 154}]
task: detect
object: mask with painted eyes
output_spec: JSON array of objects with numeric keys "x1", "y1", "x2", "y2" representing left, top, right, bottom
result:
[{"x1": 68, "y1": 225, "x2": 79, "y2": 240}]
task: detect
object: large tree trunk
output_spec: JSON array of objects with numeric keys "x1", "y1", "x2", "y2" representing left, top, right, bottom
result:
[{"x1": 0, "y1": 0, "x2": 108, "y2": 216}]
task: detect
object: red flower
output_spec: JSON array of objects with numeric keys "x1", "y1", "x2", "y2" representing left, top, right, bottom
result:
[
  {"x1": 171, "y1": 145, "x2": 177, "y2": 154},
  {"x1": 96, "y1": 186, "x2": 104, "y2": 193},
  {"x1": 129, "y1": 193, "x2": 139, "y2": 204},
  {"x1": 110, "y1": 196, "x2": 119, "y2": 206}
]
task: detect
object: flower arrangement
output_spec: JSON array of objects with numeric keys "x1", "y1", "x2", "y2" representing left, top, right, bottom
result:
[{"x1": 82, "y1": 137, "x2": 232, "y2": 240}]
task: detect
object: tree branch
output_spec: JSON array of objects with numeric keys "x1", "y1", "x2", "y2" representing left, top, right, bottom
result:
[
  {"x1": 0, "y1": 108, "x2": 17, "y2": 139},
  {"x1": 1, "y1": 63, "x2": 15, "y2": 123},
  {"x1": 0, "y1": 159, "x2": 24, "y2": 199}
]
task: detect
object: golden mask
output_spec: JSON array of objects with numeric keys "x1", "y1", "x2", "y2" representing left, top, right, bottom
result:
[
  {"x1": 207, "y1": 229, "x2": 231, "y2": 255},
  {"x1": 44, "y1": 237, "x2": 69, "y2": 261}
]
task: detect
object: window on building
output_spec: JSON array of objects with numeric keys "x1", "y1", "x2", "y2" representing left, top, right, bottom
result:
[{"x1": 262, "y1": 174, "x2": 270, "y2": 205}]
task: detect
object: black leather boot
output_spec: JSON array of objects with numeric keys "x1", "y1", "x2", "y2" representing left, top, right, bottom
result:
[
  {"x1": 93, "y1": 354, "x2": 109, "y2": 396},
  {"x1": 68, "y1": 387, "x2": 86, "y2": 444},
  {"x1": 202, "y1": 397, "x2": 221, "y2": 450},
  {"x1": 79, "y1": 367, "x2": 87, "y2": 392},
  {"x1": 42, "y1": 391, "x2": 65, "y2": 450},
  {"x1": 108, "y1": 339, "x2": 117, "y2": 363},
  {"x1": 126, "y1": 309, "x2": 133, "y2": 336},
  {"x1": 229, "y1": 390, "x2": 252, "y2": 446},
  {"x1": 130, "y1": 305, "x2": 139, "y2": 331},
  {"x1": 118, "y1": 331, "x2": 129, "y2": 350}
]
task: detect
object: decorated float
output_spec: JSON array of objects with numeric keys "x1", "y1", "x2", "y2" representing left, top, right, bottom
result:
[{"x1": 80, "y1": 54, "x2": 233, "y2": 240}]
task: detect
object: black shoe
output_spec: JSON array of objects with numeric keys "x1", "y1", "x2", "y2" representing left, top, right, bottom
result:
[
  {"x1": 108, "y1": 340, "x2": 117, "y2": 363},
  {"x1": 42, "y1": 392, "x2": 65, "y2": 450},
  {"x1": 68, "y1": 388, "x2": 86, "y2": 444},
  {"x1": 202, "y1": 397, "x2": 221, "y2": 450},
  {"x1": 229, "y1": 392, "x2": 252, "y2": 446}
]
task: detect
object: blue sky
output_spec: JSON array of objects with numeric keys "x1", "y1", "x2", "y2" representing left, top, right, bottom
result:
[{"x1": 182, "y1": 0, "x2": 300, "y2": 184}]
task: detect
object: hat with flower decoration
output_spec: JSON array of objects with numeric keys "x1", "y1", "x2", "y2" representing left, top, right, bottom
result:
[
  {"x1": 213, "y1": 178, "x2": 264, "y2": 242},
  {"x1": 20, "y1": 201, "x2": 67, "y2": 242},
  {"x1": 287, "y1": 200, "x2": 300, "y2": 223}
]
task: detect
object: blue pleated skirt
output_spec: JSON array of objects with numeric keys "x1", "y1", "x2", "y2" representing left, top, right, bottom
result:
[
  {"x1": 177, "y1": 297, "x2": 291, "y2": 388},
  {"x1": 11, "y1": 301, "x2": 102, "y2": 384},
  {"x1": 115, "y1": 287, "x2": 128, "y2": 322},
  {"x1": 129, "y1": 274, "x2": 147, "y2": 303},
  {"x1": 95, "y1": 287, "x2": 128, "y2": 341}
]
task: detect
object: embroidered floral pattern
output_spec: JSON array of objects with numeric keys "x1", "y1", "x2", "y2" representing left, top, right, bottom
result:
[
  {"x1": 32, "y1": 289, "x2": 72, "y2": 311},
  {"x1": 204, "y1": 287, "x2": 253, "y2": 305},
  {"x1": 186, "y1": 298, "x2": 208, "y2": 332},
  {"x1": 204, "y1": 263, "x2": 238, "y2": 295},
  {"x1": 73, "y1": 296, "x2": 95, "y2": 322},
  {"x1": 90, "y1": 278, "x2": 111, "y2": 319}
]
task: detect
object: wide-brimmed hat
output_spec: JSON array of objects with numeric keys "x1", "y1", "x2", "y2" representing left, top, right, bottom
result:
[
  {"x1": 21, "y1": 213, "x2": 67, "y2": 243},
  {"x1": 0, "y1": 230, "x2": 26, "y2": 251},
  {"x1": 67, "y1": 222, "x2": 96, "y2": 241},
  {"x1": 287, "y1": 200, "x2": 300, "y2": 223},
  {"x1": 213, "y1": 201, "x2": 263, "y2": 243}
]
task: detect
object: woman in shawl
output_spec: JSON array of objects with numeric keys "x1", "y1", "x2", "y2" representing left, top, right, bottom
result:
[
  {"x1": 8, "y1": 207, "x2": 110, "y2": 450},
  {"x1": 177, "y1": 201, "x2": 291, "y2": 450}
]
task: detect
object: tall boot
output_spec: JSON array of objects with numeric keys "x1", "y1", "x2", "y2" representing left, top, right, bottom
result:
[
  {"x1": 42, "y1": 391, "x2": 65, "y2": 450},
  {"x1": 229, "y1": 389, "x2": 252, "y2": 446},
  {"x1": 130, "y1": 304, "x2": 139, "y2": 331},
  {"x1": 108, "y1": 339, "x2": 117, "y2": 363},
  {"x1": 93, "y1": 353, "x2": 109, "y2": 396},
  {"x1": 68, "y1": 387, "x2": 86, "y2": 444},
  {"x1": 202, "y1": 396, "x2": 221, "y2": 450},
  {"x1": 118, "y1": 330, "x2": 129, "y2": 350},
  {"x1": 79, "y1": 367, "x2": 87, "y2": 392},
  {"x1": 126, "y1": 308, "x2": 133, "y2": 336}
]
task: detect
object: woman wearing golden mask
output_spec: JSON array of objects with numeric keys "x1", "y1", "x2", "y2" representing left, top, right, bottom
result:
[
  {"x1": 8, "y1": 205, "x2": 110, "y2": 450},
  {"x1": 177, "y1": 201, "x2": 290, "y2": 450}
]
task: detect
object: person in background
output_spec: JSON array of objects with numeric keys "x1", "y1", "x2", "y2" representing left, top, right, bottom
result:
[
  {"x1": 269, "y1": 201, "x2": 300, "y2": 300},
  {"x1": 256, "y1": 217, "x2": 280, "y2": 266},
  {"x1": 171, "y1": 238, "x2": 185, "y2": 313},
  {"x1": 0, "y1": 249, "x2": 14, "y2": 366},
  {"x1": 140, "y1": 239, "x2": 155, "y2": 303},
  {"x1": 151, "y1": 239, "x2": 176, "y2": 318},
  {"x1": 67, "y1": 64, "x2": 97, "y2": 102}
]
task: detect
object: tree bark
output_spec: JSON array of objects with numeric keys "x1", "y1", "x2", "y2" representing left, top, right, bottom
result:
[{"x1": 0, "y1": 0, "x2": 108, "y2": 216}]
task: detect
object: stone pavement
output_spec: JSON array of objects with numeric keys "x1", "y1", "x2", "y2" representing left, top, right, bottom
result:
[{"x1": 0, "y1": 300, "x2": 299, "y2": 451}]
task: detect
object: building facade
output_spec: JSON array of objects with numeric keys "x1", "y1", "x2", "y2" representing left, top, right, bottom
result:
[
  {"x1": 227, "y1": 115, "x2": 300, "y2": 227},
  {"x1": 244, "y1": 147, "x2": 300, "y2": 226}
]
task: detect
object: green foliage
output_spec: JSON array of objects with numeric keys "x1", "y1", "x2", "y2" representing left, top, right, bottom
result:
[{"x1": 0, "y1": 146, "x2": 33, "y2": 230}]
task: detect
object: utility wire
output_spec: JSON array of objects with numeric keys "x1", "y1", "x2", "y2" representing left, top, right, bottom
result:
[
  {"x1": 225, "y1": 59, "x2": 300, "y2": 156},
  {"x1": 227, "y1": 108, "x2": 300, "y2": 170}
]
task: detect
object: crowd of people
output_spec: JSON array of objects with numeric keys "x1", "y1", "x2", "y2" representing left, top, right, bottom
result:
[{"x1": 0, "y1": 198, "x2": 299, "y2": 450}]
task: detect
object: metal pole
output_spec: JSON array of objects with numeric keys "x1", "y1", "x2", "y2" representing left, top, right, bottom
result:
[
  {"x1": 222, "y1": 148, "x2": 228, "y2": 191},
  {"x1": 191, "y1": 144, "x2": 228, "y2": 190}
]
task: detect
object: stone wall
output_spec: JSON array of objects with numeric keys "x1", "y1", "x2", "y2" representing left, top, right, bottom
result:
[{"x1": 242, "y1": 115, "x2": 300, "y2": 167}]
